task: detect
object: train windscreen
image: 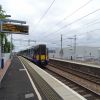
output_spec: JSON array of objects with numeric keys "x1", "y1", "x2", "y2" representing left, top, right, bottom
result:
[{"x1": 40, "y1": 45, "x2": 46, "y2": 54}]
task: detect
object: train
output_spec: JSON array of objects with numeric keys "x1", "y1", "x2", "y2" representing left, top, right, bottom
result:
[{"x1": 19, "y1": 44, "x2": 49, "y2": 67}]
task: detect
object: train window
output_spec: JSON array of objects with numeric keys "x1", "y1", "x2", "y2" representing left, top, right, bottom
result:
[{"x1": 40, "y1": 45, "x2": 46, "y2": 54}]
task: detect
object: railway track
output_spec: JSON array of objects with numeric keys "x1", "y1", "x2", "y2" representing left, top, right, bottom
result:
[
  {"x1": 49, "y1": 63, "x2": 99, "y2": 83},
  {"x1": 44, "y1": 62, "x2": 100, "y2": 100}
]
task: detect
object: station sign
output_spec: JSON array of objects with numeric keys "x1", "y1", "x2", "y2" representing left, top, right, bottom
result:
[{"x1": 1, "y1": 23, "x2": 29, "y2": 34}]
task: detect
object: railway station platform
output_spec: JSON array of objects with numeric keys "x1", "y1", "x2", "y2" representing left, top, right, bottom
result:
[
  {"x1": 0, "y1": 55, "x2": 38, "y2": 100},
  {"x1": 0, "y1": 55, "x2": 86, "y2": 100}
]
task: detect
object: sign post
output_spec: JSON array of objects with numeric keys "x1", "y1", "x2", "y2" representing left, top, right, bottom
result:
[{"x1": 0, "y1": 19, "x2": 29, "y2": 68}]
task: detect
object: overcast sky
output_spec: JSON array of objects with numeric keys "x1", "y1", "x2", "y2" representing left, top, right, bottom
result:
[{"x1": 1, "y1": 0, "x2": 100, "y2": 51}]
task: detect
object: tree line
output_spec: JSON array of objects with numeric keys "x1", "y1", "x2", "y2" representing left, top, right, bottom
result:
[{"x1": 0, "y1": 5, "x2": 14, "y2": 53}]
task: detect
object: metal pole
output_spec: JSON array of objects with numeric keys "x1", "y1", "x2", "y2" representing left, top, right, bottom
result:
[
  {"x1": 28, "y1": 39, "x2": 30, "y2": 46},
  {"x1": 60, "y1": 34, "x2": 63, "y2": 57},
  {"x1": 74, "y1": 35, "x2": 76, "y2": 60},
  {"x1": 10, "y1": 33, "x2": 12, "y2": 59},
  {"x1": 61, "y1": 34, "x2": 62, "y2": 50}
]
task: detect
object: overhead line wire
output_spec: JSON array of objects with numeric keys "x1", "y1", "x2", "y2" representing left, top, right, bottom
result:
[
  {"x1": 35, "y1": 0, "x2": 56, "y2": 27},
  {"x1": 56, "y1": 0, "x2": 93, "y2": 25},
  {"x1": 47, "y1": 29, "x2": 100, "y2": 47},
  {"x1": 44, "y1": 9, "x2": 100, "y2": 38},
  {"x1": 44, "y1": 28, "x2": 100, "y2": 43},
  {"x1": 62, "y1": 20, "x2": 100, "y2": 37},
  {"x1": 43, "y1": 0, "x2": 93, "y2": 37}
]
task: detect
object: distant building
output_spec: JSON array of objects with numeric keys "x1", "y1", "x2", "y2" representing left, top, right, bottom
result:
[{"x1": 49, "y1": 46, "x2": 100, "y2": 61}]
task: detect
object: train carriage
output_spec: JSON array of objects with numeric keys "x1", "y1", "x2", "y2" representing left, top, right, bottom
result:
[{"x1": 19, "y1": 44, "x2": 49, "y2": 67}]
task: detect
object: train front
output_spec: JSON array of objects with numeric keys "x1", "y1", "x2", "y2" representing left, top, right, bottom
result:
[{"x1": 34, "y1": 44, "x2": 49, "y2": 67}]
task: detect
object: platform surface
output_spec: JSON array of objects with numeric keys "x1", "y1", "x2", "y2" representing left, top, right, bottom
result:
[
  {"x1": 0, "y1": 55, "x2": 38, "y2": 100},
  {"x1": 50, "y1": 58, "x2": 100, "y2": 68}
]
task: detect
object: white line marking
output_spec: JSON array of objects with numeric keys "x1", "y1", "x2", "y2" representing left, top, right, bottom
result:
[
  {"x1": 19, "y1": 69, "x2": 26, "y2": 71},
  {"x1": 18, "y1": 57, "x2": 42, "y2": 100},
  {"x1": 25, "y1": 93, "x2": 34, "y2": 99}
]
